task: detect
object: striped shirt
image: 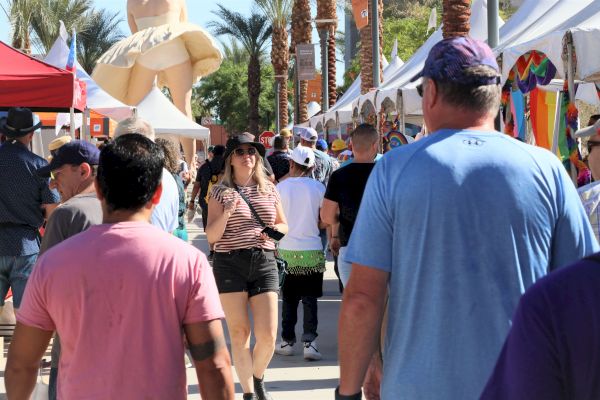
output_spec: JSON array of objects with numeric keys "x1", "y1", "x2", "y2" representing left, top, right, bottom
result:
[{"x1": 210, "y1": 183, "x2": 281, "y2": 252}]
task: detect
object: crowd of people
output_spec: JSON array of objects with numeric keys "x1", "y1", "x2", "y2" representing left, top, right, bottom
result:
[{"x1": 2, "y1": 35, "x2": 600, "y2": 400}]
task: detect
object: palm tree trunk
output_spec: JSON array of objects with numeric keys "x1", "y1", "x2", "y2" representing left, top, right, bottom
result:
[
  {"x1": 328, "y1": 25, "x2": 337, "y2": 107},
  {"x1": 272, "y1": 25, "x2": 289, "y2": 128},
  {"x1": 291, "y1": 0, "x2": 312, "y2": 124},
  {"x1": 248, "y1": 54, "x2": 262, "y2": 135},
  {"x1": 442, "y1": 0, "x2": 471, "y2": 39},
  {"x1": 360, "y1": 0, "x2": 384, "y2": 94}
]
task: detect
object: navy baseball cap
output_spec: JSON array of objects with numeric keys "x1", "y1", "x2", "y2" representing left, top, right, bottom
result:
[
  {"x1": 37, "y1": 140, "x2": 100, "y2": 178},
  {"x1": 412, "y1": 36, "x2": 500, "y2": 85}
]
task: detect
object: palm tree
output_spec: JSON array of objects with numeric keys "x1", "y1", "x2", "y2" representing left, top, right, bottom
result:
[
  {"x1": 359, "y1": 0, "x2": 384, "y2": 94},
  {"x1": 29, "y1": 0, "x2": 91, "y2": 53},
  {"x1": 290, "y1": 0, "x2": 312, "y2": 123},
  {"x1": 256, "y1": 0, "x2": 293, "y2": 130},
  {"x1": 221, "y1": 37, "x2": 252, "y2": 65},
  {"x1": 210, "y1": 5, "x2": 272, "y2": 135},
  {"x1": 442, "y1": 0, "x2": 471, "y2": 39},
  {"x1": 316, "y1": 0, "x2": 337, "y2": 108},
  {"x1": 1, "y1": 0, "x2": 41, "y2": 53},
  {"x1": 77, "y1": 8, "x2": 124, "y2": 73}
]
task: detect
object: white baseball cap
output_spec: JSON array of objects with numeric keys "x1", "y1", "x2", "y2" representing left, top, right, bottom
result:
[
  {"x1": 574, "y1": 119, "x2": 600, "y2": 138},
  {"x1": 291, "y1": 145, "x2": 315, "y2": 167},
  {"x1": 297, "y1": 127, "x2": 318, "y2": 142}
]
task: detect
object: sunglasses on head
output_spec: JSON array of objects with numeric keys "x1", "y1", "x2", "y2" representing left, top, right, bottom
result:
[
  {"x1": 234, "y1": 147, "x2": 257, "y2": 156},
  {"x1": 587, "y1": 140, "x2": 600, "y2": 154}
]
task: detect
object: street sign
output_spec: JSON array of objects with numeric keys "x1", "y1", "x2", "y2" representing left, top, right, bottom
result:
[{"x1": 259, "y1": 131, "x2": 275, "y2": 149}]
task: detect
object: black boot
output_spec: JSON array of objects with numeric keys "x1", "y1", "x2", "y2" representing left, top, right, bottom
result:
[
  {"x1": 253, "y1": 375, "x2": 273, "y2": 400},
  {"x1": 243, "y1": 394, "x2": 257, "y2": 400}
]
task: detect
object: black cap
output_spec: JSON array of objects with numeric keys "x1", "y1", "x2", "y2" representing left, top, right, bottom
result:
[
  {"x1": 37, "y1": 140, "x2": 100, "y2": 178},
  {"x1": 223, "y1": 133, "x2": 265, "y2": 160},
  {"x1": 0, "y1": 107, "x2": 42, "y2": 137}
]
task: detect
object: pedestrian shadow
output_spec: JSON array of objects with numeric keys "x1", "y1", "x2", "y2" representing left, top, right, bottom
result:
[{"x1": 188, "y1": 378, "x2": 339, "y2": 394}]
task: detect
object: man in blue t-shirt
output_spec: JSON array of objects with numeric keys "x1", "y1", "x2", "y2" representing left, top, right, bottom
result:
[{"x1": 336, "y1": 37, "x2": 599, "y2": 400}]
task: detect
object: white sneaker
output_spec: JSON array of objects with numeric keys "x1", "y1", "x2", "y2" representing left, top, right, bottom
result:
[
  {"x1": 303, "y1": 341, "x2": 322, "y2": 361},
  {"x1": 274, "y1": 341, "x2": 294, "y2": 356}
]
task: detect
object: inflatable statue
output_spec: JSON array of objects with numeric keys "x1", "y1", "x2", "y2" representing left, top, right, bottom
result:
[{"x1": 92, "y1": 0, "x2": 222, "y2": 163}]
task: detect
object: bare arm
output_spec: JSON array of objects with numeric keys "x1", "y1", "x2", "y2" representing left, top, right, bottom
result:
[
  {"x1": 6, "y1": 323, "x2": 53, "y2": 400},
  {"x1": 180, "y1": 0, "x2": 188, "y2": 22},
  {"x1": 127, "y1": 1, "x2": 138, "y2": 34},
  {"x1": 185, "y1": 319, "x2": 234, "y2": 400},
  {"x1": 338, "y1": 264, "x2": 389, "y2": 396},
  {"x1": 205, "y1": 197, "x2": 236, "y2": 244},
  {"x1": 188, "y1": 181, "x2": 201, "y2": 209},
  {"x1": 320, "y1": 198, "x2": 339, "y2": 226}
]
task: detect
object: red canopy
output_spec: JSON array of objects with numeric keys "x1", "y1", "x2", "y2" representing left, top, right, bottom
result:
[{"x1": 0, "y1": 41, "x2": 86, "y2": 111}]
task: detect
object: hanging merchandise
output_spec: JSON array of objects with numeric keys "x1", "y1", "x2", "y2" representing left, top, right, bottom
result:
[
  {"x1": 510, "y1": 51, "x2": 557, "y2": 94},
  {"x1": 561, "y1": 81, "x2": 590, "y2": 187},
  {"x1": 529, "y1": 88, "x2": 559, "y2": 150}
]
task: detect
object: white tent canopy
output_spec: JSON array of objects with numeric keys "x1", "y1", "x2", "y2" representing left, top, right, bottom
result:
[
  {"x1": 136, "y1": 87, "x2": 209, "y2": 140},
  {"x1": 500, "y1": 0, "x2": 600, "y2": 83},
  {"x1": 44, "y1": 30, "x2": 133, "y2": 122}
]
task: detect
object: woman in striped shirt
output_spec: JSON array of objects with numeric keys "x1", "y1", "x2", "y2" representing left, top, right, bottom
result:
[{"x1": 206, "y1": 134, "x2": 288, "y2": 400}]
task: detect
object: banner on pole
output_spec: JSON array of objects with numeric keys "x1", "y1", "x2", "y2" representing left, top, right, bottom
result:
[
  {"x1": 297, "y1": 44, "x2": 316, "y2": 81},
  {"x1": 352, "y1": 0, "x2": 369, "y2": 30}
]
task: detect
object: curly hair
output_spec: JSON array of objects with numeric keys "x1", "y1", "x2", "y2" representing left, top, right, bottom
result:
[{"x1": 155, "y1": 138, "x2": 180, "y2": 174}]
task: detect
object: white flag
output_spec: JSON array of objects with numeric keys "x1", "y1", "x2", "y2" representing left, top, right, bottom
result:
[{"x1": 427, "y1": 8, "x2": 437, "y2": 32}]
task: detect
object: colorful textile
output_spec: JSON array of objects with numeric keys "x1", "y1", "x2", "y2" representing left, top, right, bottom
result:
[
  {"x1": 530, "y1": 88, "x2": 559, "y2": 151},
  {"x1": 513, "y1": 51, "x2": 556, "y2": 94},
  {"x1": 278, "y1": 249, "x2": 325, "y2": 275},
  {"x1": 509, "y1": 90, "x2": 526, "y2": 141}
]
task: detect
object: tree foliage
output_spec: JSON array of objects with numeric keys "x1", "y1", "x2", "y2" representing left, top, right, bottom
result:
[{"x1": 194, "y1": 59, "x2": 276, "y2": 134}]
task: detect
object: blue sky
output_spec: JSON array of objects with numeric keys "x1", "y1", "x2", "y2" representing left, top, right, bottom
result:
[{"x1": 0, "y1": 0, "x2": 345, "y2": 83}]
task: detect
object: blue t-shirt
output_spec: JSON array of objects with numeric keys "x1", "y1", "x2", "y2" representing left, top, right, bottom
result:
[
  {"x1": 346, "y1": 129, "x2": 599, "y2": 400},
  {"x1": 481, "y1": 256, "x2": 600, "y2": 400}
]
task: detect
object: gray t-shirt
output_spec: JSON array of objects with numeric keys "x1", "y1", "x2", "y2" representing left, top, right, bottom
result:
[{"x1": 40, "y1": 192, "x2": 103, "y2": 255}]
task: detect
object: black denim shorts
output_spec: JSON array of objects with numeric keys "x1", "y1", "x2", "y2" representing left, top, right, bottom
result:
[{"x1": 212, "y1": 248, "x2": 279, "y2": 297}]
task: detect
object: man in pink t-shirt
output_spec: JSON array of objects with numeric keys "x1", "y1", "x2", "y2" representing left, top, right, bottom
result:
[{"x1": 6, "y1": 134, "x2": 234, "y2": 400}]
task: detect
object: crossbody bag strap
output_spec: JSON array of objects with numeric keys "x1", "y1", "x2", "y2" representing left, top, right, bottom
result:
[{"x1": 236, "y1": 187, "x2": 266, "y2": 228}]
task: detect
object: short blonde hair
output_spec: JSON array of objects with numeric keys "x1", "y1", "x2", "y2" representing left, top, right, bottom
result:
[{"x1": 114, "y1": 117, "x2": 155, "y2": 141}]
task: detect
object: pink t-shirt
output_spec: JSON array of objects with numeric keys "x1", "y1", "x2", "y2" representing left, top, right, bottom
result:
[{"x1": 18, "y1": 222, "x2": 224, "y2": 400}]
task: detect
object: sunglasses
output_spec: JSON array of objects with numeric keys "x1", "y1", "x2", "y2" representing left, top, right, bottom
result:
[
  {"x1": 417, "y1": 83, "x2": 423, "y2": 97},
  {"x1": 50, "y1": 166, "x2": 68, "y2": 180},
  {"x1": 234, "y1": 147, "x2": 257, "y2": 156},
  {"x1": 587, "y1": 140, "x2": 600, "y2": 154}
]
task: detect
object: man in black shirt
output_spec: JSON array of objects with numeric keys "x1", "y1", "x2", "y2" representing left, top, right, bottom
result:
[
  {"x1": 321, "y1": 124, "x2": 379, "y2": 287},
  {"x1": 267, "y1": 136, "x2": 290, "y2": 182}
]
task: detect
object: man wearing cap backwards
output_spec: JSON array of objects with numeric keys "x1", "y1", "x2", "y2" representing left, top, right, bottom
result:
[
  {"x1": 0, "y1": 107, "x2": 60, "y2": 315},
  {"x1": 576, "y1": 115, "x2": 600, "y2": 243},
  {"x1": 336, "y1": 37, "x2": 599, "y2": 400},
  {"x1": 36, "y1": 140, "x2": 103, "y2": 400},
  {"x1": 298, "y1": 127, "x2": 336, "y2": 186}
]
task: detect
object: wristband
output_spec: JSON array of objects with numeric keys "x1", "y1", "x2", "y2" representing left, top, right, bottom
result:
[{"x1": 335, "y1": 386, "x2": 361, "y2": 400}]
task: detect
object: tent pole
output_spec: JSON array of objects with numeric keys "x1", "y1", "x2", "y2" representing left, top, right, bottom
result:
[
  {"x1": 566, "y1": 32, "x2": 575, "y2": 102},
  {"x1": 81, "y1": 108, "x2": 90, "y2": 142},
  {"x1": 69, "y1": 108, "x2": 76, "y2": 139}
]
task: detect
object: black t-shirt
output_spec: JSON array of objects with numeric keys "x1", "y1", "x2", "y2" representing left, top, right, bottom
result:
[{"x1": 324, "y1": 163, "x2": 376, "y2": 246}]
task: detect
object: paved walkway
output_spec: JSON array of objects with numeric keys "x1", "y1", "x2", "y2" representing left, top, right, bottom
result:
[{"x1": 0, "y1": 214, "x2": 342, "y2": 400}]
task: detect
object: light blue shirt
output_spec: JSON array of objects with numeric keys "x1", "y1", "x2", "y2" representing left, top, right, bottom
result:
[{"x1": 346, "y1": 129, "x2": 599, "y2": 400}]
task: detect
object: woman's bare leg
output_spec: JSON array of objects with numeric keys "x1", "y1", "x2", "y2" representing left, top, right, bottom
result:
[
  {"x1": 220, "y1": 292, "x2": 253, "y2": 393},
  {"x1": 126, "y1": 63, "x2": 157, "y2": 106},
  {"x1": 249, "y1": 291, "x2": 278, "y2": 379}
]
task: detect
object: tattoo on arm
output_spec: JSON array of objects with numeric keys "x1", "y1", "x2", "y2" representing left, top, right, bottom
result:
[{"x1": 188, "y1": 336, "x2": 226, "y2": 362}]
